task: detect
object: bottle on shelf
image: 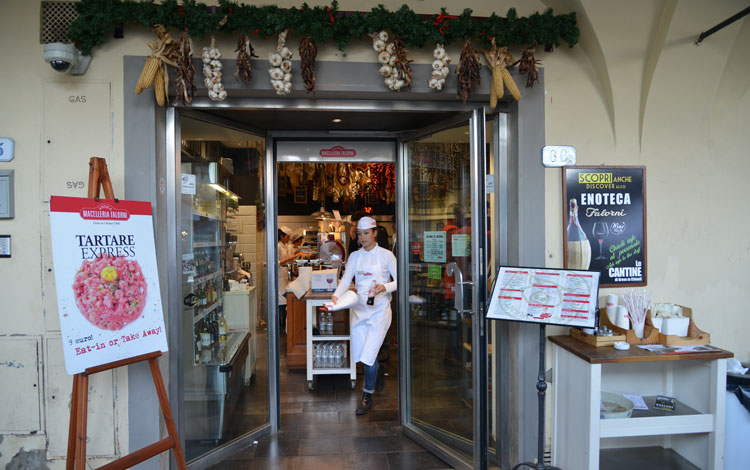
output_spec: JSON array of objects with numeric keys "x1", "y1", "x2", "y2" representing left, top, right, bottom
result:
[
  {"x1": 194, "y1": 328, "x2": 202, "y2": 363},
  {"x1": 209, "y1": 313, "x2": 217, "y2": 344},
  {"x1": 314, "y1": 343, "x2": 322, "y2": 368},
  {"x1": 334, "y1": 342, "x2": 343, "y2": 368},
  {"x1": 206, "y1": 282, "x2": 214, "y2": 304},
  {"x1": 200, "y1": 321, "x2": 211, "y2": 349},
  {"x1": 198, "y1": 286, "x2": 206, "y2": 306},
  {"x1": 218, "y1": 307, "x2": 227, "y2": 347}
]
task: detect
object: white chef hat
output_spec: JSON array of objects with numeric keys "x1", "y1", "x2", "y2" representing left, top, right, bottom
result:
[
  {"x1": 291, "y1": 232, "x2": 304, "y2": 242},
  {"x1": 357, "y1": 216, "x2": 377, "y2": 230},
  {"x1": 279, "y1": 226, "x2": 293, "y2": 236}
]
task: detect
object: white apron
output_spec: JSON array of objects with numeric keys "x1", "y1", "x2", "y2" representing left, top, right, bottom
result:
[{"x1": 349, "y1": 250, "x2": 392, "y2": 366}]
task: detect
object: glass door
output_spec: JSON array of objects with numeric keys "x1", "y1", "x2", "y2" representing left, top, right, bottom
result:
[
  {"x1": 399, "y1": 109, "x2": 488, "y2": 470},
  {"x1": 167, "y1": 109, "x2": 271, "y2": 465}
]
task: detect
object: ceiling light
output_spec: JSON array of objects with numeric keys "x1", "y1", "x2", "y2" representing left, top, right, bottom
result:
[{"x1": 332, "y1": 118, "x2": 342, "y2": 123}]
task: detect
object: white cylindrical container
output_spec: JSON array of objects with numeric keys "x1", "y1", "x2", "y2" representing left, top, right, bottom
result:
[
  {"x1": 606, "y1": 305, "x2": 618, "y2": 325},
  {"x1": 606, "y1": 294, "x2": 618, "y2": 308},
  {"x1": 615, "y1": 305, "x2": 630, "y2": 330},
  {"x1": 632, "y1": 320, "x2": 645, "y2": 339}
]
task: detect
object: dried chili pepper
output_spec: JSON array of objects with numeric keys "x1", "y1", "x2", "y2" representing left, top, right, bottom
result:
[
  {"x1": 234, "y1": 34, "x2": 257, "y2": 86},
  {"x1": 456, "y1": 40, "x2": 481, "y2": 103},
  {"x1": 299, "y1": 36, "x2": 318, "y2": 97},
  {"x1": 518, "y1": 47, "x2": 540, "y2": 89},
  {"x1": 173, "y1": 30, "x2": 196, "y2": 105}
]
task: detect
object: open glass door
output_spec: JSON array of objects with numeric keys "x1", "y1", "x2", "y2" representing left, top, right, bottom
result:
[
  {"x1": 398, "y1": 109, "x2": 488, "y2": 470},
  {"x1": 167, "y1": 109, "x2": 271, "y2": 466}
]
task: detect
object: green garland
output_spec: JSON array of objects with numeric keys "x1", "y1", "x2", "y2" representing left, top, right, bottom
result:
[{"x1": 68, "y1": 0, "x2": 578, "y2": 56}]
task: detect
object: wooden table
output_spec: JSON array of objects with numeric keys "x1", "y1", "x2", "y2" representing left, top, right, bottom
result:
[{"x1": 550, "y1": 335, "x2": 733, "y2": 470}]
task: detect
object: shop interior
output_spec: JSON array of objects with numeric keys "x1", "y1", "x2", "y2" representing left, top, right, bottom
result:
[{"x1": 177, "y1": 109, "x2": 497, "y2": 467}]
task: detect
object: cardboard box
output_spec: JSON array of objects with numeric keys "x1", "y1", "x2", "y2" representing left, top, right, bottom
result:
[{"x1": 311, "y1": 269, "x2": 338, "y2": 292}]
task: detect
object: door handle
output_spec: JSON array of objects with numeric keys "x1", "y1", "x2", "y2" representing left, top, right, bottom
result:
[{"x1": 446, "y1": 262, "x2": 473, "y2": 316}]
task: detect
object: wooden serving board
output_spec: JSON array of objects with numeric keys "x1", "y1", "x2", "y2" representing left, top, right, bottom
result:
[{"x1": 570, "y1": 327, "x2": 625, "y2": 347}]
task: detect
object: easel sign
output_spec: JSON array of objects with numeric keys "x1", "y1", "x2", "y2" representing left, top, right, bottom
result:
[
  {"x1": 49, "y1": 195, "x2": 167, "y2": 374},
  {"x1": 487, "y1": 266, "x2": 600, "y2": 328}
]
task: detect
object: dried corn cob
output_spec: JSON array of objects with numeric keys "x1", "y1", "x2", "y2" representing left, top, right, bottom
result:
[
  {"x1": 154, "y1": 65, "x2": 165, "y2": 106},
  {"x1": 135, "y1": 56, "x2": 159, "y2": 94},
  {"x1": 502, "y1": 67, "x2": 520, "y2": 101}
]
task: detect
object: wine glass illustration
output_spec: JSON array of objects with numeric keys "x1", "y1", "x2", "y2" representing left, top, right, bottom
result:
[{"x1": 592, "y1": 222, "x2": 609, "y2": 260}]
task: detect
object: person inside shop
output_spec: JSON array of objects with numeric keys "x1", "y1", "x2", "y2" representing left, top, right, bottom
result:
[
  {"x1": 290, "y1": 232, "x2": 305, "y2": 253},
  {"x1": 330, "y1": 216, "x2": 397, "y2": 415},
  {"x1": 278, "y1": 226, "x2": 300, "y2": 332}
]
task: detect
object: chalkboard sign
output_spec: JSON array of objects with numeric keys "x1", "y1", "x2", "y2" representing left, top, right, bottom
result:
[{"x1": 562, "y1": 166, "x2": 647, "y2": 287}]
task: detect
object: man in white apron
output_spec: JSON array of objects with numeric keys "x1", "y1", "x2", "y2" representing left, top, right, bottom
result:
[{"x1": 331, "y1": 217, "x2": 397, "y2": 415}]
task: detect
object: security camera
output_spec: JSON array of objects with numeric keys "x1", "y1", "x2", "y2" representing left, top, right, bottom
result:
[{"x1": 43, "y1": 42, "x2": 91, "y2": 75}]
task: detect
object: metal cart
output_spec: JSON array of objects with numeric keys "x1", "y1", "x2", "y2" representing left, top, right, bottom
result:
[{"x1": 305, "y1": 292, "x2": 357, "y2": 391}]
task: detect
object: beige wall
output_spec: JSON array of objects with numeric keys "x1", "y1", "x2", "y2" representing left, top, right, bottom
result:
[
  {"x1": 541, "y1": 0, "x2": 750, "y2": 365},
  {"x1": 0, "y1": 0, "x2": 747, "y2": 467}
]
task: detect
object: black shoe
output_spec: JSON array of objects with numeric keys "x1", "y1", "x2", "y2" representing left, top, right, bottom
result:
[
  {"x1": 356, "y1": 392, "x2": 372, "y2": 415},
  {"x1": 375, "y1": 365, "x2": 386, "y2": 392}
]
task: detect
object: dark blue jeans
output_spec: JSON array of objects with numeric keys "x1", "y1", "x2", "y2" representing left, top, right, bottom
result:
[{"x1": 363, "y1": 360, "x2": 379, "y2": 394}]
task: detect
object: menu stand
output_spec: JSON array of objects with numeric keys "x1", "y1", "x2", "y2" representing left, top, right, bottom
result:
[
  {"x1": 65, "y1": 159, "x2": 186, "y2": 470},
  {"x1": 512, "y1": 323, "x2": 561, "y2": 470}
]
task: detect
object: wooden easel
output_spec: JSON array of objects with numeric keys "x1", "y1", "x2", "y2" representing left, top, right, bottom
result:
[{"x1": 66, "y1": 158, "x2": 186, "y2": 470}]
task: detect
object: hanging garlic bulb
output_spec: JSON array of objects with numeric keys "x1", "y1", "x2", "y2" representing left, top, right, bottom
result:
[
  {"x1": 202, "y1": 36, "x2": 226, "y2": 101},
  {"x1": 428, "y1": 44, "x2": 450, "y2": 91},
  {"x1": 268, "y1": 30, "x2": 292, "y2": 96},
  {"x1": 370, "y1": 31, "x2": 411, "y2": 91}
]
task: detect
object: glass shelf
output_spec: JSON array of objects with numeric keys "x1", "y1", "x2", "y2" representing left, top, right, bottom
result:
[{"x1": 192, "y1": 300, "x2": 221, "y2": 325}]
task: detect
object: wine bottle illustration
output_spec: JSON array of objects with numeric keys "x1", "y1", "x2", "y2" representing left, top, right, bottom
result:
[{"x1": 566, "y1": 198, "x2": 591, "y2": 270}]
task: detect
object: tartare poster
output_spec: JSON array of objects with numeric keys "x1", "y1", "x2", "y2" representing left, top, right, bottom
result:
[
  {"x1": 486, "y1": 267, "x2": 600, "y2": 328},
  {"x1": 49, "y1": 196, "x2": 167, "y2": 374}
]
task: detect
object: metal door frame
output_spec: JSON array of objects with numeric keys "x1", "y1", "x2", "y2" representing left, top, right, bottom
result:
[
  {"x1": 396, "y1": 108, "x2": 488, "y2": 470},
  {"x1": 155, "y1": 99, "x2": 533, "y2": 470},
  {"x1": 164, "y1": 108, "x2": 272, "y2": 470}
]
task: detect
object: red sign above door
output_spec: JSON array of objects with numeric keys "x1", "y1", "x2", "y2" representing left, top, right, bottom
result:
[{"x1": 319, "y1": 145, "x2": 357, "y2": 158}]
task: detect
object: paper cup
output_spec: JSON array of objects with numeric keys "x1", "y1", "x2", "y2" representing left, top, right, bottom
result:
[
  {"x1": 606, "y1": 294, "x2": 619, "y2": 308},
  {"x1": 615, "y1": 305, "x2": 630, "y2": 330}
]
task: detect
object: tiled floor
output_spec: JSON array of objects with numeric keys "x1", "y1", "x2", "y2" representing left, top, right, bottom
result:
[{"x1": 207, "y1": 333, "x2": 455, "y2": 470}]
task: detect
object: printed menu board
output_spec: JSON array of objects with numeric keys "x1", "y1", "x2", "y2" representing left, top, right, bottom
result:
[
  {"x1": 486, "y1": 267, "x2": 600, "y2": 328},
  {"x1": 49, "y1": 196, "x2": 168, "y2": 374},
  {"x1": 563, "y1": 166, "x2": 647, "y2": 287}
]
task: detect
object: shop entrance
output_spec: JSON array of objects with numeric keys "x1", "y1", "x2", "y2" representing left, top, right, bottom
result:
[{"x1": 164, "y1": 105, "x2": 510, "y2": 470}]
